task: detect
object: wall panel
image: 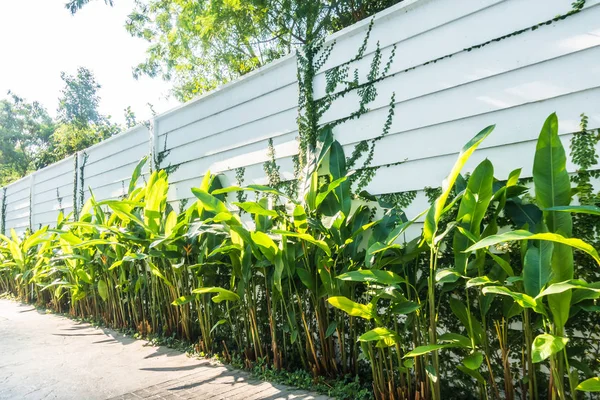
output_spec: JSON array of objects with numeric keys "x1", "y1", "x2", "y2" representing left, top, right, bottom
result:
[{"x1": 2, "y1": 0, "x2": 598, "y2": 239}]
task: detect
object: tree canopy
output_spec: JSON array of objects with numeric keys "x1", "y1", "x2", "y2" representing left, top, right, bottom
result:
[
  {"x1": 57, "y1": 67, "x2": 103, "y2": 127},
  {"x1": 0, "y1": 93, "x2": 54, "y2": 184},
  {"x1": 67, "y1": 0, "x2": 402, "y2": 101},
  {"x1": 1, "y1": 68, "x2": 124, "y2": 186}
]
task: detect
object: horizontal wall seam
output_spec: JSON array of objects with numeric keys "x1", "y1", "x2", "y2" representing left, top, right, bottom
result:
[
  {"x1": 158, "y1": 85, "x2": 299, "y2": 138},
  {"x1": 166, "y1": 85, "x2": 600, "y2": 185}
]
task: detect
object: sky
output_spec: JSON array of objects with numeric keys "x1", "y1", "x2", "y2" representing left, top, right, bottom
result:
[{"x1": 0, "y1": 0, "x2": 180, "y2": 124}]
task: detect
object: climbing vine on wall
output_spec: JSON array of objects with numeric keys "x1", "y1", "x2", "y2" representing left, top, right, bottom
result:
[
  {"x1": 378, "y1": 190, "x2": 417, "y2": 210},
  {"x1": 570, "y1": 112, "x2": 600, "y2": 271},
  {"x1": 79, "y1": 152, "x2": 88, "y2": 217},
  {"x1": 263, "y1": 138, "x2": 282, "y2": 192},
  {"x1": 155, "y1": 132, "x2": 180, "y2": 175},
  {"x1": 71, "y1": 151, "x2": 89, "y2": 221},
  {"x1": 276, "y1": 17, "x2": 406, "y2": 208},
  {"x1": 56, "y1": 188, "x2": 64, "y2": 215},
  {"x1": 72, "y1": 154, "x2": 79, "y2": 219},
  {"x1": 0, "y1": 187, "x2": 6, "y2": 235},
  {"x1": 234, "y1": 167, "x2": 248, "y2": 204}
]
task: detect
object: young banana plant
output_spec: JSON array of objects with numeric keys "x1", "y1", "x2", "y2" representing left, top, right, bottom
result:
[
  {"x1": 0, "y1": 227, "x2": 50, "y2": 302},
  {"x1": 466, "y1": 114, "x2": 600, "y2": 399}
]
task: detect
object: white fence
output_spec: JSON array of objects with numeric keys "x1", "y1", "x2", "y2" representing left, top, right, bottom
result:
[{"x1": 2, "y1": 0, "x2": 600, "y2": 235}]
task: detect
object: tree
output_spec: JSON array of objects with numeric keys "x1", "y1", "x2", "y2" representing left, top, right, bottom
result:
[
  {"x1": 68, "y1": 0, "x2": 403, "y2": 101},
  {"x1": 0, "y1": 93, "x2": 55, "y2": 185},
  {"x1": 57, "y1": 67, "x2": 103, "y2": 127},
  {"x1": 124, "y1": 106, "x2": 137, "y2": 128},
  {"x1": 65, "y1": 0, "x2": 113, "y2": 15},
  {"x1": 45, "y1": 67, "x2": 119, "y2": 163}
]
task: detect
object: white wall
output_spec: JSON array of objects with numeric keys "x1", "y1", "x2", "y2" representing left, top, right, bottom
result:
[
  {"x1": 3, "y1": 176, "x2": 31, "y2": 234},
  {"x1": 82, "y1": 124, "x2": 150, "y2": 203},
  {"x1": 32, "y1": 155, "x2": 75, "y2": 229},
  {"x1": 2, "y1": 0, "x2": 599, "y2": 236}
]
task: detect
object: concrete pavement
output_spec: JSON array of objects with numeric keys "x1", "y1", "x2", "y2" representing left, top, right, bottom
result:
[{"x1": 0, "y1": 300, "x2": 329, "y2": 400}]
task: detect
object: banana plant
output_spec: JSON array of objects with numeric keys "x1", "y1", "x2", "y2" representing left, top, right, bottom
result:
[
  {"x1": 0, "y1": 227, "x2": 50, "y2": 302},
  {"x1": 465, "y1": 114, "x2": 600, "y2": 400},
  {"x1": 2, "y1": 114, "x2": 600, "y2": 400},
  {"x1": 418, "y1": 125, "x2": 495, "y2": 400}
]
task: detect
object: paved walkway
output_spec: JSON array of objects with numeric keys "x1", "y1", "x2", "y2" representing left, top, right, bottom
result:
[{"x1": 0, "y1": 300, "x2": 330, "y2": 400}]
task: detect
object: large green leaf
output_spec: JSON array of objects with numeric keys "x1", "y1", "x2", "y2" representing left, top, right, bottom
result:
[
  {"x1": 97, "y1": 280, "x2": 108, "y2": 301},
  {"x1": 23, "y1": 226, "x2": 49, "y2": 252},
  {"x1": 536, "y1": 279, "x2": 600, "y2": 299},
  {"x1": 423, "y1": 125, "x2": 494, "y2": 243},
  {"x1": 164, "y1": 210, "x2": 178, "y2": 236},
  {"x1": 327, "y1": 296, "x2": 375, "y2": 320},
  {"x1": 192, "y1": 188, "x2": 229, "y2": 214},
  {"x1": 462, "y1": 352, "x2": 484, "y2": 370},
  {"x1": 272, "y1": 230, "x2": 331, "y2": 256},
  {"x1": 0, "y1": 234, "x2": 23, "y2": 267},
  {"x1": 465, "y1": 230, "x2": 600, "y2": 265},
  {"x1": 147, "y1": 261, "x2": 173, "y2": 287},
  {"x1": 504, "y1": 199, "x2": 542, "y2": 232},
  {"x1": 438, "y1": 333, "x2": 471, "y2": 348},
  {"x1": 192, "y1": 287, "x2": 240, "y2": 303},
  {"x1": 453, "y1": 159, "x2": 494, "y2": 274},
  {"x1": 145, "y1": 172, "x2": 168, "y2": 233},
  {"x1": 576, "y1": 377, "x2": 600, "y2": 392},
  {"x1": 316, "y1": 176, "x2": 348, "y2": 210},
  {"x1": 533, "y1": 113, "x2": 573, "y2": 331},
  {"x1": 104, "y1": 201, "x2": 147, "y2": 229},
  {"x1": 325, "y1": 321, "x2": 337, "y2": 338},
  {"x1": 523, "y1": 240, "x2": 553, "y2": 297},
  {"x1": 273, "y1": 252, "x2": 285, "y2": 294},
  {"x1": 234, "y1": 201, "x2": 278, "y2": 217},
  {"x1": 250, "y1": 231, "x2": 278, "y2": 263},
  {"x1": 316, "y1": 126, "x2": 334, "y2": 168},
  {"x1": 545, "y1": 205, "x2": 600, "y2": 216},
  {"x1": 404, "y1": 344, "x2": 452, "y2": 358},
  {"x1": 531, "y1": 333, "x2": 568, "y2": 363},
  {"x1": 296, "y1": 268, "x2": 315, "y2": 291},
  {"x1": 534, "y1": 113, "x2": 572, "y2": 216},
  {"x1": 128, "y1": 156, "x2": 148, "y2": 194},
  {"x1": 337, "y1": 270, "x2": 405, "y2": 285},
  {"x1": 391, "y1": 301, "x2": 421, "y2": 315},
  {"x1": 466, "y1": 276, "x2": 498, "y2": 288},
  {"x1": 58, "y1": 231, "x2": 83, "y2": 246},
  {"x1": 72, "y1": 239, "x2": 124, "y2": 249},
  {"x1": 481, "y1": 286, "x2": 543, "y2": 314},
  {"x1": 172, "y1": 294, "x2": 195, "y2": 306},
  {"x1": 329, "y1": 141, "x2": 351, "y2": 216},
  {"x1": 292, "y1": 205, "x2": 308, "y2": 234},
  {"x1": 359, "y1": 327, "x2": 400, "y2": 344}
]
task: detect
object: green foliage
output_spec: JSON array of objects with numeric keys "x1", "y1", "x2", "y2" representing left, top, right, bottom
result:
[
  {"x1": 65, "y1": 0, "x2": 113, "y2": 15},
  {"x1": 0, "y1": 68, "x2": 124, "y2": 188},
  {"x1": 124, "y1": 106, "x2": 137, "y2": 129},
  {"x1": 58, "y1": 67, "x2": 103, "y2": 127},
  {"x1": 0, "y1": 93, "x2": 55, "y2": 184},
  {"x1": 263, "y1": 138, "x2": 282, "y2": 194},
  {"x1": 1, "y1": 4, "x2": 598, "y2": 399},
  {"x1": 531, "y1": 333, "x2": 568, "y2": 364},
  {"x1": 249, "y1": 359, "x2": 373, "y2": 400},
  {"x1": 1, "y1": 188, "x2": 6, "y2": 234},
  {"x1": 577, "y1": 377, "x2": 600, "y2": 392},
  {"x1": 378, "y1": 190, "x2": 417, "y2": 210},
  {"x1": 121, "y1": 0, "x2": 402, "y2": 101},
  {"x1": 2, "y1": 113, "x2": 600, "y2": 400}
]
